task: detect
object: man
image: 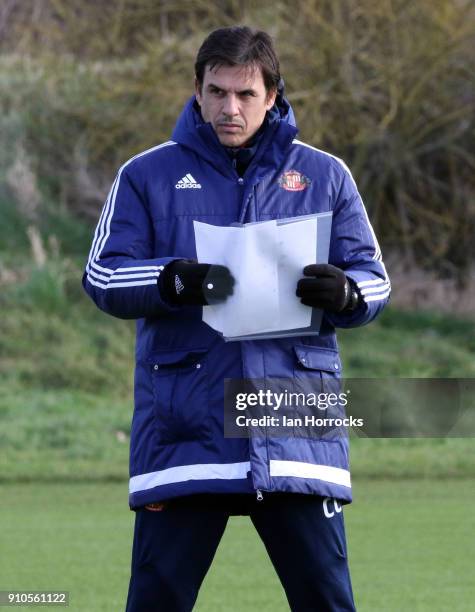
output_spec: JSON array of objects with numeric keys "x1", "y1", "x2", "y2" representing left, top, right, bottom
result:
[{"x1": 83, "y1": 26, "x2": 390, "y2": 612}]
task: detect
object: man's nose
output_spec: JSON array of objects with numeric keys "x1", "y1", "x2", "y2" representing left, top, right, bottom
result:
[{"x1": 222, "y1": 94, "x2": 239, "y2": 117}]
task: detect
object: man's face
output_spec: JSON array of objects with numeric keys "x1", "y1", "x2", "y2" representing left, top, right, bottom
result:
[{"x1": 195, "y1": 64, "x2": 277, "y2": 147}]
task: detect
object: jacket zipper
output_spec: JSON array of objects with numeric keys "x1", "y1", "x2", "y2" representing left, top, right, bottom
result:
[{"x1": 256, "y1": 489, "x2": 263, "y2": 501}]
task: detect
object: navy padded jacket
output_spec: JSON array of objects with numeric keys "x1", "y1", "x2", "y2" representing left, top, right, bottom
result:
[{"x1": 83, "y1": 95, "x2": 390, "y2": 509}]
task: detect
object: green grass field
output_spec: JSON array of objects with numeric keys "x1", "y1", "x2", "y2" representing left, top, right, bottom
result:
[{"x1": 1, "y1": 479, "x2": 474, "y2": 611}]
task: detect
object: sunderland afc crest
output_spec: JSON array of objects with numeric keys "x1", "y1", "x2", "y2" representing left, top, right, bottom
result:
[{"x1": 278, "y1": 169, "x2": 311, "y2": 192}]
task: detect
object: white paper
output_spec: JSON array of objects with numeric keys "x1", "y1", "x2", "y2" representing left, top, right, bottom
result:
[
  {"x1": 194, "y1": 217, "x2": 318, "y2": 338},
  {"x1": 192, "y1": 224, "x2": 237, "y2": 334},
  {"x1": 276, "y1": 218, "x2": 317, "y2": 328}
]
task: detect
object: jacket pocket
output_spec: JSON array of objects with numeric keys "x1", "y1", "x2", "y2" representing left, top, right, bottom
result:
[
  {"x1": 147, "y1": 348, "x2": 210, "y2": 444},
  {"x1": 293, "y1": 345, "x2": 342, "y2": 393},
  {"x1": 292, "y1": 345, "x2": 344, "y2": 439}
]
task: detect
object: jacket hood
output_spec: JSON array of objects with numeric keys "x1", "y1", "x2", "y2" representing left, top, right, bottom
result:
[
  {"x1": 172, "y1": 81, "x2": 296, "y2": 138},
  {"x1": 171, "y1": 84, "x2": 298, "y2": 178}
]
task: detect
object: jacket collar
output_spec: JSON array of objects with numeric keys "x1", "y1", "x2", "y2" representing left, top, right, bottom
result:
[{"x1": 171, "y1": 93, "x2": 298, "y2": 180}]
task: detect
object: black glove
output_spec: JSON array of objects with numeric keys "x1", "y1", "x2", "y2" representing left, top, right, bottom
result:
[
  {"x1": 296, "y1": 264, "x2": 360, "y2": 313},
  {"x1": 160, "y1": 259, "x2": 235, "y2": 306}
]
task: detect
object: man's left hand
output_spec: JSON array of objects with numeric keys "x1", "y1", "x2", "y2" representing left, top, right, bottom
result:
[{"x1": 296, "y1": 264, "x2": 357, "y2": 312}]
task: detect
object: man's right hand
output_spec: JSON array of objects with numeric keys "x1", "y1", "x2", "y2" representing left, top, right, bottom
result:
[{"x1": 160, "y1": 259, "x2": 235, "y2": 306}]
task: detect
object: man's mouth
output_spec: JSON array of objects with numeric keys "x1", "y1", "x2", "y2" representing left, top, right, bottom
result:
[{"x1": 218, "y1": 123, "x2": 243, "y2": 132}]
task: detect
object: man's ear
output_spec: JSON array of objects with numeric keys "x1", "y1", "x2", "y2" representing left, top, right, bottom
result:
[
  {"x1": 265, "y1": 88, "x2": 277, "y2": 111},
  {"x1": 195, "y1": 77, "x2": 202, "y2": 105}
]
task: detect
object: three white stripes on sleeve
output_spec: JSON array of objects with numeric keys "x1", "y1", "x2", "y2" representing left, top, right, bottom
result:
[{"x1": 85, "y1": 142, "x2": 176, "y2": 290}]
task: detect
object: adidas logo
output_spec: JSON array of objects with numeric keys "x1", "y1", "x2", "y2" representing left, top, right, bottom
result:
[
  {"x1": 175, "y1": 173, "x2": 202, "y2": 189},
  {"x1": 175, "y1": 274, "x2": 185, "y2": 294}
]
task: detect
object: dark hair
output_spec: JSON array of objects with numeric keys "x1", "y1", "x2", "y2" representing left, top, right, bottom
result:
[{"x1": 195, "y1": 26, "x2": 280, "y2": 94}]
